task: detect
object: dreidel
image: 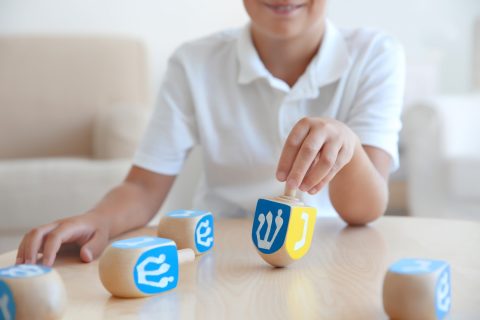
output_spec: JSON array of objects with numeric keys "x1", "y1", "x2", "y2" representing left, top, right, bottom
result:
[
  {"x1": 383, "y1": 258, "x2": 452, "y2": 320},
  {"x1": 251, "y1": 186, "x2": 317, "y2": 267},
  {"x1": 0, "y1": 264, "x2": 67, "y2": 320},
  {"x1": 99, "y1": 236, "x2": 194, "y2": 298},
  {"x1": 157, "y1": 210, "x2": 214, "y2": 255}
]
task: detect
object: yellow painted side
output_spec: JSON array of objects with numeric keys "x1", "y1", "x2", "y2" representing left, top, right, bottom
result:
[{"x1": 285, "y1": 206, "x2": 317, "y2": 260}]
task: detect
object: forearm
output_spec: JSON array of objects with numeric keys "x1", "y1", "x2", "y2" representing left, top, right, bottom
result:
[
  {"x1": 329, "y1": 138, "x2": 389, "y2": 225},
  {"x1": 87, "y1": 170, "x2": 176, "y2": 238}
]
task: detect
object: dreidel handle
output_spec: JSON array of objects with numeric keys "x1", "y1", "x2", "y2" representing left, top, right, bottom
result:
[
  {"x1": 178, "y1": 248, "x2": 195, "y2": 264},
  {"x1": 284, "y1": 185, "x2": 297, "y2": 198}
]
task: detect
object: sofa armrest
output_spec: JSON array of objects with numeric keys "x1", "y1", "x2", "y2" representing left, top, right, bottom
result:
[
  {"x1": 92, "y1": 106, "x2": 150, "y2": 160},
  {"x1": 403, "y1": 101, "x2": 451, "y2": 217},
  {"x1": 404, "y1": 94, "x2": 480, "y2": 159},
  {"x1": 430, "y1": 95, "x2": 480, "y2": 158},
  {"x1": 403, "y1": 95, "x2": 480, "y2": 218}
]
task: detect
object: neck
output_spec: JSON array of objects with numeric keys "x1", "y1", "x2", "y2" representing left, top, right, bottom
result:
[{"x1": 250, "y1": 22, "x2": 325, "y2": 87}]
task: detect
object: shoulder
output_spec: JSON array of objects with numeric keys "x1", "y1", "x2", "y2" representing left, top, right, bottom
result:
[{"x1": 338, "y1": 25, "x2": 405, "y2": 66}]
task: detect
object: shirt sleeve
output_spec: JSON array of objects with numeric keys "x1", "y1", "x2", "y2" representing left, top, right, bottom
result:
[
  {"x1": 345, "y1": 34, "x2": 406, "y2": 171},
  {"x1": 133, "y1": 48, "x2": 198, "y2": 175}
]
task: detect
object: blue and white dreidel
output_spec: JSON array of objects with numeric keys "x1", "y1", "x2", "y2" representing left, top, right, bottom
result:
[
  {"x1": 252, "y1": 187, "x2": 317, "y2": 267},
  {"x1": 0, "y1": 264, "x2": 67, "y2": 320},
  {"x1": 383, "y1": 258, "x2": 452, "y2": 320},
  {"x1": 98, "y1": 237, "x2": 194, "y2": 298},
  {"x1": 157, "y1": 210, "x2": 214, "y2": 255}
]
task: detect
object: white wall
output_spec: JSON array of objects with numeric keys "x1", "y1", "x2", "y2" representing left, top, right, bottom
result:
[
  {"x1": 0, "y1": 0, "x2": 249, "y2": 97},
  {"x1": 328, "y1": 0, "x2": 480, "y2": 94},
  {"x1": 0, "y1": 0, "x2": 478, "y2": 96}
]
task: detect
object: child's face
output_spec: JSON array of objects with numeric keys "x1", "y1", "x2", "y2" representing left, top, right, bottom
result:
[{"x1": 243, "y1": 0, "x2": 326, "y2": 39}]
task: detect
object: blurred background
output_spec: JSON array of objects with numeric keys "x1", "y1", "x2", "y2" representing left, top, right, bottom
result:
[{"x1": 0, "y1": 0, "x2": 479, "y2": 253}]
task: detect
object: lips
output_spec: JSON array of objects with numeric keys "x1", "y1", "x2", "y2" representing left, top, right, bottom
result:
[{"x1": 264, "y1": 2, "x2": 306, "y2": 15}]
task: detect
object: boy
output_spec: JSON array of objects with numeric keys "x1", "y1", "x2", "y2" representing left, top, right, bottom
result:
[{"x1": 16, "y1": 0, "x2": 404, "y2": 266}]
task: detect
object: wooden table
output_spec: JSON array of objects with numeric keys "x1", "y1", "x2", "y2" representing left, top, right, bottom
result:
[{"x1": 1, "y1": 217, "x2": 479, "y2": 319}]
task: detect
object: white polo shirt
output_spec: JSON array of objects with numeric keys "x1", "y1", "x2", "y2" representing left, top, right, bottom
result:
[{"x1": 133, "y1": 20, "x2": 405, "y2": 218}]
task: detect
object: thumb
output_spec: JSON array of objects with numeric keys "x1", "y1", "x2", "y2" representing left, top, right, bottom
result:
[{"x1": 80, "y1": 231, "x2": 108, "y2": 263}]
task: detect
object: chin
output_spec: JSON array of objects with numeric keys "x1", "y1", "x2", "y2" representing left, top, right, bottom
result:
[
  {"x1": 255, "y1": 22, "x2": 306, "y2": 40},
  {"x1": 244, "y1": 0, "x2": 323, "y2": 39}
]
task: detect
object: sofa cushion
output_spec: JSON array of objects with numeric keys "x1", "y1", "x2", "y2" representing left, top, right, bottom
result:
[
  {"x1": 0, "y1": 36, "x2": 149, "y2": 159},
  {"x1": 93, "y1": 106, "x2": 149, "y2": 160},
  {"x1": 0, "y1": 158, "x2": 130, "y2": 229}
]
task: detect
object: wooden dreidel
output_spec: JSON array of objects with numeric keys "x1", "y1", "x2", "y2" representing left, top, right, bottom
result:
[
  {"x1": 0, "y1": 264, "x2": 67, "y2": 320},
  {"x1": 99, "y1": 236, "x2": 194, "y2": 298},
  {"x1": 157, "y1": 210, "x2": 214, "y2": 255},
  {"x1": 383, "y1": 258, "x2": 452, "y2": 320},
  {"x1": 251, "y1": 186, "x2": 317, "y2": 267}
]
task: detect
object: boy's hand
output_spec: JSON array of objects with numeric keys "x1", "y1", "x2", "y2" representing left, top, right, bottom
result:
[
  {"x1": 16, "y1": 212, "x2": 110, "y2": 267},
  {"x1": 276, "y1": 117, "x2": 359, "y2": 194}
]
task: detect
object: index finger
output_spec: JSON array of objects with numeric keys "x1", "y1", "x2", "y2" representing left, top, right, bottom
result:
[
  {"x1": 286, "y1": 131, "x2": 326, "y2": 190},
  {"x1": 276, "y1": 119, "x2": 311, "y2": 182},
  {"x1": 18, "y1": 223, "x2": 58, "y2": 264}
]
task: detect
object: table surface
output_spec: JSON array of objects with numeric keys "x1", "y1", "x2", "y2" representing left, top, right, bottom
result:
[{"x1": 1, "y1": 216, "x2": 479, "y2": 320}]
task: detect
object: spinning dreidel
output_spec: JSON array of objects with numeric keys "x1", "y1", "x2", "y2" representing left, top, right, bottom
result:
[
  {"x1": 157, "y1": 210, "x2": 214, "y2": 255},
  {"x1": 99, "y1": 236, "x2": 194, "y2": 298},
  {"x1": 0, "y1": 264, "x2": 67, "y2": 320},
  {"x1": 252, "y1": 186, "x2": 317, "y2": 267}
]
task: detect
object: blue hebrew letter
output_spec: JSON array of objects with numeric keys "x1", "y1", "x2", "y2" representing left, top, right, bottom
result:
[
  {"x1": 195, "y1": 214, "x2": 214, "y2": 253},
  {"x1": 435, "y1": 266, "x2": 451, "y2": 319},
  {"x1": 0, "y1": 281, "x2": 15, "y2": 320},
  {"x1": 252, "y1": 199, "x2": 290, "y2": 254},
  {"x1": 0, "y1": 265, "x2": 50, "y2": 279},
  {"x1": 131, "y1": 239, "x2": 179, "y2": 294}
]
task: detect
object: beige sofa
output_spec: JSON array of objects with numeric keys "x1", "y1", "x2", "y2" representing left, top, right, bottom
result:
[{"x1": 0, "y1": 36, "x2": 150, "y2": 239}]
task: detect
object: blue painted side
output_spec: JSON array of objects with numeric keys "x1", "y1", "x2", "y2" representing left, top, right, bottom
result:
[
  {"x1": 251, "y1": 198, "x2": 290, "y2": 254},
  {"x1": 389, "y1": 258, "x2": 448, "y2": 274},
  {"x1": 0, "y1": 264, "x2": 51, "y2": 279},
  {"x1": 133, "y1": 242, "x2": 179, "y2": 294},
  {"x1": 0, "y1": 280, "x2": 15, "y2": 320},
  {"x1": 435, "y1": 266, "x2": 451, "y2": 319},
  {"x1": 112, "y1": 237, "x2": 173, "y2": 250},
  {"x1": 195, "y1": 214, "x2": 214, "y2": 253},
  {"x1": 389, "y1": 258, "x2": 451, "y2": 319},
  {"x1": 166, "y1": 210, "x2": 211, "y2": 218}
]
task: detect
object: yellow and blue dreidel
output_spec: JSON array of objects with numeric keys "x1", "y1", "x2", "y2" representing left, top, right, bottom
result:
[{"x1": 252, "y1": 187, "x2": 317, "y2": 267}]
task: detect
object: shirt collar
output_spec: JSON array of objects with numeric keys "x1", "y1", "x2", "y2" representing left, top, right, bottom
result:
[
  {"x1": 236, "y1": 25, "x2": 272, "y2": 85},
  {"x1": 236, "y1": 20, "x2": 351, "y2": 99}
]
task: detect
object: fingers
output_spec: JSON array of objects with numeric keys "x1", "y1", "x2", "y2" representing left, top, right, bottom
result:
[
  {"x1": 42, "y1": 223, "x2": 85, "y2": 267},
  {"x1": 16, "y1": 214, "x2": 108, "y2": 267},
  {"x1": 300, "y1": 141, "x2": 342, "y2": 192},
  {"x1": 278, "y1": 117, "x2": 358, "y2": 195},
  {"x1": 285, "y1": 130, "x2": 327, "y2": 190},
  {"x1": 17, "y1": 223, "x2": 58, "y2": 265},
  {"x1": 276, "y1": 119, "x2": 311, "y2": 182},
  {"x1": 307, "y1": 147, "x2": 350, "y2": 194},
  {"x1": 16, "y1": 239, "x2": 25, "y2": 264},
  {"x1": 80, "y1": 230, "x2": 108, "y2": 263}
]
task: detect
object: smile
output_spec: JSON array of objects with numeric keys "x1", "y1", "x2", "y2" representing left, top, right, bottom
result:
[{"x1": 264, "y1": 3, "x2": 306, "y2": 15}]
